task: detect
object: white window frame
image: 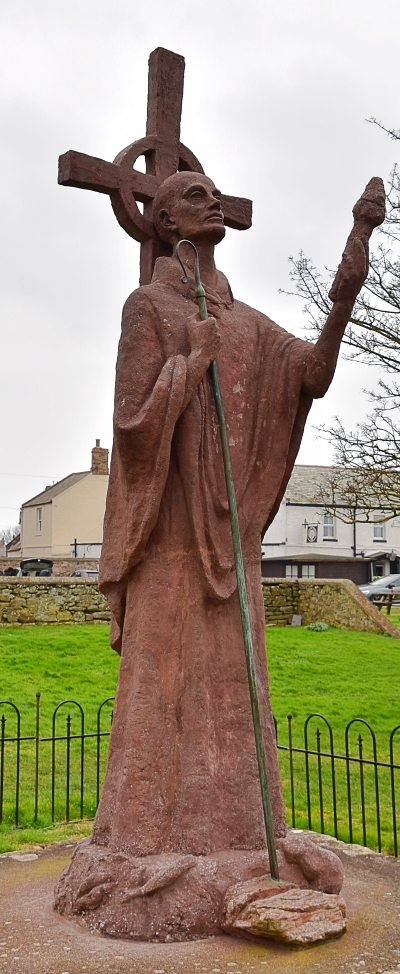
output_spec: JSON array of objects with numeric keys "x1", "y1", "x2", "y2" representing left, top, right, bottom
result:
[
  {"x1": 302, "y1": 564, "x2": 316, "y2": 578},
  {"x1": 323, "y1": 515, "x2": 336, "y2": 539},
  {"x1": 285, "y1": 564, "x2": 298, "y2": 578},
  {"x1": 36, "y1": 507, "x2": 42, "y2": 534},
  {"x1": 373, "y1": 514, "x2": 385, "y2": 540}
]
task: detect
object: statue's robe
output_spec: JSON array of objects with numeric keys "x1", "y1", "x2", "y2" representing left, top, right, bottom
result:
[{"x1": 95, "y1": 256, "x2": 322, "y2": 858}]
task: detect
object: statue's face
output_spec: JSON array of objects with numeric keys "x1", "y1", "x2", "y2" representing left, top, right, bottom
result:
[{"x1": 159, "y1": 174, "x2": 226, "y2": 245}]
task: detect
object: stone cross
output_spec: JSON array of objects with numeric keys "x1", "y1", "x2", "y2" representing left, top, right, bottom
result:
[{"x1": 58, "y1": 47, "x2": 252, "y2": 285}]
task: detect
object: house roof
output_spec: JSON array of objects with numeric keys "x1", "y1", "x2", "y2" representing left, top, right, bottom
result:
[
  {"x1": 284, "y1": 465, "x2": 345, "y2": 504},
  {"x1": 22, "y1": 472, "x2": 89, "y2": 508},
  {"x1": 6, "y1": 533, "x2": 21, "y2": 552}
]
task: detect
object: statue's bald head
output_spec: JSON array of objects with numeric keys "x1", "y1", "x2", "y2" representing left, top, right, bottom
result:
[{"x1": 153, "y1": 171, "x2": 225, "y2": 246}]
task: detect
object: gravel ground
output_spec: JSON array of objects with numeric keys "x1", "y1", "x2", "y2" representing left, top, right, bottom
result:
[{"x1": 1, "y1": 834, "x2": 400, "y2": 974}]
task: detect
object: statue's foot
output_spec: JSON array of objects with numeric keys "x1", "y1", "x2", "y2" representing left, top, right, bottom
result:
[{"x1": 276, "y1": 829, "x2": 344, "y2": 895}]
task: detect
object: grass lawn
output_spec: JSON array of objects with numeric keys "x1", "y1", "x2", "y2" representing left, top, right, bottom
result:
[
  {"x1": 0, "y1": 624, "x2": 119, "y2": 731},
  {"x1": 266, "y1": 625, "x2": 400, "y2": 739},
  {"x1": 0, "y1": 625, "x2": 119, "y2": 848},
  {"x1": 0, "y1": 622, "x2": 399, "y2": 853},
  {"x1": 384, "y1": 605, "x2": 400, "y2": 629},
  {"x1": 267, "y1": 626, "x2": 400, "y2": 854}
]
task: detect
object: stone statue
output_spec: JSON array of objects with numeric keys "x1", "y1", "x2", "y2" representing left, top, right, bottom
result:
[
  {"x1": 55, "y1": 168, "x2": 384, "y2": 939},
  {"x1": 54, "y1": 48, "x2": 385, "y2": 943}
]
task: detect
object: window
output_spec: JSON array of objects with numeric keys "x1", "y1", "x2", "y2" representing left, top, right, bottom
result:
[
  {"x1": 36, "y1": 507, "x2": 42, "y2": 533},
  {"x1": 373, "y1": 515, "x2": 385, "y2": 540},
  {"x1": 323, "y1": 515, "x2": 335, "y2": 539},
  {"x1": 285, "y1": 564, "x2": 298, "y2": 578},
  {"x1": 302, "y1": 565, "x2": 316, "y2": 578}
]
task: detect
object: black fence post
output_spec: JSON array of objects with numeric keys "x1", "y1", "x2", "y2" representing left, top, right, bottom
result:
[
  {"x1": 358, "y1": 732, "x2": 367, "y2": 847},
  {"x1": 316, "y1": 727, "x2": 324, "y2": 834},
  {"x1": 52, "y1": 700, "x2": 85, "y2": 824},
  {"x1": 0, "y1": 713, "x2": 5, "y2": 824},
  {"x1": 96, "y1": 697, "x2": 114, "y2": 808},
  {"x1": 0, "y1": 702, "x2": 21, "y2": 827},
  {"x1": 390, "y1": 724, "x2": 400, "y2": 858},
  {"x1": 345, "y1": 723, "x2": 354, "y2": 844},
  {"x1": 66, "y1": 713, "x2": 71, "y2": 823},
  {"x1": 34, "y1": 692, "x2": 40, "y2": 823},
  {"x1": 287, "y1": 713, "x2": 295, "y2": 828},
  {"x1": 304, "y1": 717, "x2": 312, "y2": 830}
]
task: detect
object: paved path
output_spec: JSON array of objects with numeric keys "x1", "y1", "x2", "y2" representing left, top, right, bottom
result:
[{"x1": 1, "y1": 836, "x2": 400, "y2": 974}]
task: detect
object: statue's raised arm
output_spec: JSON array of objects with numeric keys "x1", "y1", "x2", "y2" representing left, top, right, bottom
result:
[{"x1": 302, "y1": 176, "x2": 385, "y2": 398}]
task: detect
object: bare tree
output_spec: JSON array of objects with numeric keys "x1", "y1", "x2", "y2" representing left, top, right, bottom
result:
[
  {"x1": 0, "y1": 525, "x2": 20, "y2": 545},
  {"x1": 313, "y1": 465, "x2": 400, "y2": 525},
  {"x1": 282, "y1": 121, "x2": 400, "y2": 518}
]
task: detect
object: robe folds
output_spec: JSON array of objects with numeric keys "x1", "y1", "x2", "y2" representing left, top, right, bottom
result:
[{"x1": 95, "y1": 256, "x2": 321, "y2": 857}]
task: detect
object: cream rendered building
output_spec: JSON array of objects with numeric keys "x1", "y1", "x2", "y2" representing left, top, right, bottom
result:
[
  {"x1": 20, "y1": 442, "x2": 109, "y2": 560},
  {"x1": 262, "y1": 464, "x2": 400, "y2": 585}
]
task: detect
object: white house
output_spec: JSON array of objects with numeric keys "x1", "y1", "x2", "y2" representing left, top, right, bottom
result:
[
  {"x1": 262, "y1": 465, "x2": 400, "y2": 585},
  {"x1": 20, "y1": 441, "x2": 109, "y2": 560}
]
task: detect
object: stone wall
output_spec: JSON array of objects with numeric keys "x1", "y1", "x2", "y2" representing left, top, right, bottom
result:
[
  {"x1": 262, "y1": 578, "x2": 400, "y2": 638},
  {"x1": 262, "y1": 579, "x2": 298, "y2": 627},
  {"x1": 0, "y1": 578, "x2": 110, "y2": 626},
  {"x1": 1, "y1": 576, "x2": 399, "y2": 637}
]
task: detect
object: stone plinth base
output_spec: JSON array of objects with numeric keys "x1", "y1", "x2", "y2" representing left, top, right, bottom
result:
[
  {"x1": 55, "y1": 840, "x2": 273, "y2": 941},
  {"x1": 54, "y1": 833, "x2": 345, "y2": 943}
]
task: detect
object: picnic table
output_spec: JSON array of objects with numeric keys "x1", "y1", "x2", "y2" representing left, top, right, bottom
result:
[{"x1": 370, "y1": 592, "x2": 400, "y2": 614}]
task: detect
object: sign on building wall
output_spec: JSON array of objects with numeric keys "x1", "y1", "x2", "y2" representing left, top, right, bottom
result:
[{"x1": 306, "y1": 524, "x2": 318, "y2": 543}]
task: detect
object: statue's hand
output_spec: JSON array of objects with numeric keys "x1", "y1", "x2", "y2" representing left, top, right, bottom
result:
[
  {"x1": 188, "y1": 313, "x2": 221, "y2": 361},
  {"x1": 352, "y1": 176, "x2": 385, "y2": 230},
  {"x1": 328, "y1": 176, "x2": 385, "y2": 303}
]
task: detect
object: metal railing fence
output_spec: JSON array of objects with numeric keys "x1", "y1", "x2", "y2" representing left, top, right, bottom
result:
[
  {"x1": 0, "y1": 693, "x2": 114, "y2": 828},
  {"x1": 0, "y1": 697, "x2": 399, "y2": 855},
  {"x1": 275, "y1": 712, "x2": 400, "y2": 856}
]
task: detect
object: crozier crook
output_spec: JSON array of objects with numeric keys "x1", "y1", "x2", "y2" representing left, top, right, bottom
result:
[{"x1": 175, "y1": 238, "x2": 280, "y2": 882}]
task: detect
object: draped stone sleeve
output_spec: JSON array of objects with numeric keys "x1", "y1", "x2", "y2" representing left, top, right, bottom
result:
[{"x1": 99, "y1": 290, "x2": 195, "y2": 650}]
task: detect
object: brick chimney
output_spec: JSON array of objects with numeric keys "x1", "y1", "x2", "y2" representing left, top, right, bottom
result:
[{"x1": 91, "y1": 439, "x2": 109, "y2": 475}]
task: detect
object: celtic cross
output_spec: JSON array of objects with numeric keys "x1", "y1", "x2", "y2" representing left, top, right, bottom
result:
[{"x1": 58, "y1": 47, "x2": 252, "y2": 285}]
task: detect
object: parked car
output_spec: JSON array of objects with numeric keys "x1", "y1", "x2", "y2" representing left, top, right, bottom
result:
[
  {"x1": 20, "y1": 558, "x2": 53, "y2": 576},
  {"x1": 72, "y1": 569, "x2": 99, "y2": 580},
  {"x1": 358, "y1": 574, "x2": 400, "y2": 601}
]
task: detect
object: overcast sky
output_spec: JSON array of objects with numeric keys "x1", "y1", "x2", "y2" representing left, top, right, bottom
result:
[{"x1": 1, "y1": 0, "x2": 399, "y2": 531}]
